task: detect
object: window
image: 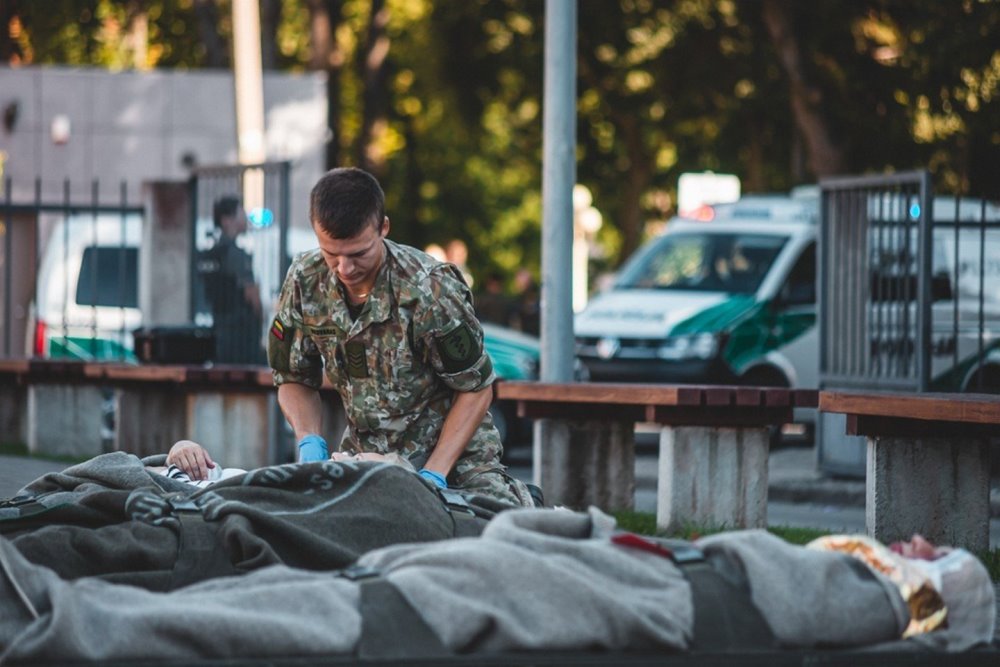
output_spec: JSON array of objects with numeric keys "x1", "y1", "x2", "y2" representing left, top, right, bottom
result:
[
  {"x1": 622, "y1": 232, "x2": 788, "y2": 294},
  {"x1": 781, "y1": 242, "x2": 816, "y2": 305},
  {"x1": 76, "y1": 246, "x2": 139, "y2": 308}
]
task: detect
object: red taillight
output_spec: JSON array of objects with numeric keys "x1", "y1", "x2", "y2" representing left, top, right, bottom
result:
[
  {"x1": 685, "y1": 204, "x2": 716, "y2": 222},
  {"x1": 33, "y1": 320, "x2": 48, "y2": 357}
]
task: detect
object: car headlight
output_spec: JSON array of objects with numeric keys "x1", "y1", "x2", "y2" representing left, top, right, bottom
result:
[{"x1": 657, "y1": 333, "x2": 722, "y2": 361}]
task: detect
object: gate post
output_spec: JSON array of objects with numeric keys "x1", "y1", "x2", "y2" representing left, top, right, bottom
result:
[{"x1": 140, "y1": 181, "x2": 192, "y2": 326}]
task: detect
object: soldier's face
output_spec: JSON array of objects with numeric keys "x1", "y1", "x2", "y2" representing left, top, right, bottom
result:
[{"x1": 313, "y1": 217, "x2": 389, "y2": 291}]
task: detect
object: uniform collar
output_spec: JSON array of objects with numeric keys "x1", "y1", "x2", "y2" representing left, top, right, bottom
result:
[{"x1": 333, "y1": 240, "x2": 394, "y2": 335}]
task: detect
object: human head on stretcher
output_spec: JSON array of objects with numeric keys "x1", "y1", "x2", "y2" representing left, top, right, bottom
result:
[{"x1": 804, "y1": 533, "x2": 994, "y2": 642}]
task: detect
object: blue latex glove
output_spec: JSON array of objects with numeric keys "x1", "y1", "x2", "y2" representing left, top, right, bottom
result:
[
  {"x1": 297, "y1": 434, "x2": 328, "y2": 462},
  {"x1": 419, "y1": 468, "x2": 447, "y2": 489}
]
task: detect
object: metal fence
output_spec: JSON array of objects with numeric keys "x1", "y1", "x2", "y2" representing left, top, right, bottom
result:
[
  {"x1": 0, "y1": 177, "x2": 143, "y2": 360},
  {"x1": 189, "y1": 161, "x2": 291, "y2": 365},
  {"x1": 0, "y1": 162, "x2": 295, "y2": 365},
  {"x1": 818, "y1": 170, "x2": 1000, "y2": 475},
  {"x1": 819, "y1": 170, "x2": 1000, "y2": 393}
]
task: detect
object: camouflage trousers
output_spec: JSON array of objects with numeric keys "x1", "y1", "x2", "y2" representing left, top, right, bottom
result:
[{"x1": 455, "y1": 467, "x2": 536, "y2": 508}]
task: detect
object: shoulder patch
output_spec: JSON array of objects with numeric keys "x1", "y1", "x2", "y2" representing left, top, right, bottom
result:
[
  {"x1": 270, "y1": 318, "x2": 286, "y2": 341},
  {"x1": 436, "y1": 322, "x2": 481, "y2": 373},
  {"x1": 267, "y1": 317, "x2": 295, "y2": 373}
]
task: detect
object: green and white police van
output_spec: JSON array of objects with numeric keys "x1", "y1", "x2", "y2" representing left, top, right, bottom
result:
[{"x1": 575, "y1": 190, "x2": 819, "y2": 438}]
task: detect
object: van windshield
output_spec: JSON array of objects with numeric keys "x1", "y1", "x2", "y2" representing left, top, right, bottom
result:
[{"x1": 618, "y1": 232, "x2": 788, "y2": 294}]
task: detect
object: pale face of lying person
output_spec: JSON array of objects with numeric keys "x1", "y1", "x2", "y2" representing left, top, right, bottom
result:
[{"x1": 889, "y1": 534, "x2": 949, "y2": 561}]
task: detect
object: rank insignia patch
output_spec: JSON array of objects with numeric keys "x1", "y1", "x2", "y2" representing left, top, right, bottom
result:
[{"x1": 344, "y1": 340, "x2": 369, "y2": 378}]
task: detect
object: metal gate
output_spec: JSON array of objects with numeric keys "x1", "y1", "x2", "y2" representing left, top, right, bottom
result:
[
  {"x1": 189, "y1": 162, "x2": 291, "y2": 365},
  {"x1": 818, "y1": 170, "x2": 1000, "y2": 475},
  {"x1": 0, "y1": 177, "x2": 144, "y2": 360}
]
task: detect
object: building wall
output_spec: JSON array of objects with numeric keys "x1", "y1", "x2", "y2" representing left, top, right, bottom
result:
[{"x1": 0, "y1": 64, "x2": 327, "y2": 230}]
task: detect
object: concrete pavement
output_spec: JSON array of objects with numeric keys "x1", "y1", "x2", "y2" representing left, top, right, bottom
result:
[{"x1": 0, "y1": 454, "x2": 69, "y2": 497}]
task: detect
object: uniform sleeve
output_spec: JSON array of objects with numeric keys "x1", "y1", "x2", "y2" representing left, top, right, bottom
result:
[
  {"x1": 267, "y1": 265, "x2": 324, "y2": 389},
  {"x1": 413, "y1": 265, "x2": 496, "y2": 393}
]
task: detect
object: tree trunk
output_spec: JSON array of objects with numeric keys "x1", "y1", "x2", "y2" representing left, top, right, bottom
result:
[
  {"x1": 259, "y1": 0, "x2": 281, "y2": 70},
  {"x1": 354, "y1": 0, "x2": 391, "y2": 177},
  {"x1": 307, "y1": 0, "x2": 345, "y2": 168},
  {"x1": 744, "y1": 117, "x2": 766, "y2": 192},
  {"x1": 761, "y1": 0, "x2": 845, "y2": 178},
  {"x1": 0, "y1": 0, "x2": 24, "y2": 63},
  {"x1": 616, "y1": 115, "x2": 653, "y2": 259},
  {"x1": 193, "y1": 0, "x2": 227, "y2": 68}
]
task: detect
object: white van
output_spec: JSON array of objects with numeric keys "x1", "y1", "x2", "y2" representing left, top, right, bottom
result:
[
  {"x1": 575, "y1": 192, "x2": 819, "y2": 441},
  {"x1": 575, "y1": 190, "x2": 1000, "y2": 436},
  {"x1": 32, "y1": 214, "x2": 144, "y2": 360},
  {"x1": 576, "y1": 192, "x2": 819, "y2": 390}
]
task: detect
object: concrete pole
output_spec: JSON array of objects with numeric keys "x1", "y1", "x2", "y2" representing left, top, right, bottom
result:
[
  {"x1": 540, "y1": 0, "x2": 576, "y2": 383},
  {"x1": 534, "y1": 0, "x2": 577, "y2": 494},
  {"x1": 232, "y1": 0, "x2": 266, "y2": 209}
]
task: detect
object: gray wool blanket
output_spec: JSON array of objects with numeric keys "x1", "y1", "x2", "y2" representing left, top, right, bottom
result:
[
  {"x1": 0, "y1": 452, "x2": 490, "y2": 589},
  {"x1": 5, "y1": 506, "x2": 989, "y2": 663}
]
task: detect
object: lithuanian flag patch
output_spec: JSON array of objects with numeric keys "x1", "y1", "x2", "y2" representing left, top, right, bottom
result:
[{"x1": 270, "y1": 318, "x2": 286, "y2": 341}]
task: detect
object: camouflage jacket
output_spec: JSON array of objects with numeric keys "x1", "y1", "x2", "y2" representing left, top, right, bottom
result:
[{"x1": 269, "y1": 239, "x2": 502, "y2": 484}]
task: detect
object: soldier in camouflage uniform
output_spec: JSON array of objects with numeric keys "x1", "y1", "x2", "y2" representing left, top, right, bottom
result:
[{"x1": 268, "y1": 167, "x2": 533, "y2": 507}]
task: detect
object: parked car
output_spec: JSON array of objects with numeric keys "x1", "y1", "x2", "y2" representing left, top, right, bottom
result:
[{"x1": 481, "y1": 322, "x2": 539, "y2": 447}]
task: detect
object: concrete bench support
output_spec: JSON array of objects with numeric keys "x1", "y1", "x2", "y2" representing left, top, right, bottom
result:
[
  {"x1": 657, "y1": 425, "x2": 769, "y2": 532},
  {"x1": 187, "y1": 392, "x2": 273, "y2": 470},
  {"x1": 535, "y1": 418, "x2": 634, "y2": 511},
  {"x1": 115, "y1": 388, "x2": 188, "y2": 458},
  {"x1": 27, "y1": 384, "x2": 106, "y2": 459},
  {"x1": 866, "y1": 436, "x2": 991, "y2": 554},
  {"x1": 0, "y1": 383, "x2": 27, "y2": 446}
]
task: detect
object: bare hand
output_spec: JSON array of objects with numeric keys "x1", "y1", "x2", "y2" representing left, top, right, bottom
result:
[{"x1": 166, "y1": 440, "x2": 216, "y2": 480}]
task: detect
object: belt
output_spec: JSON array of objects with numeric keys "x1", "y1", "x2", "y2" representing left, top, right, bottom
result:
[
  {"x1": 613, "y1": 533, "x2": 777, "y2": 651},
  {"x1": 337, "y1": 565, "x2": 452, "y2": 660}
]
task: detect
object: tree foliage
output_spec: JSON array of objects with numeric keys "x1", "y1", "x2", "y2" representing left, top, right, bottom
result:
[{"x1": 3, "y1": 0, "x2": 998, "y2": 282}]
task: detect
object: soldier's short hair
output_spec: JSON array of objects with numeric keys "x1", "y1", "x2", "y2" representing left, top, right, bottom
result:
[
  {"x1": 310, "y1": 167, "x2": 386, "y2": 239},
  {"x1": 213, "y1": 195, "x2": 242, "y2": 228}
]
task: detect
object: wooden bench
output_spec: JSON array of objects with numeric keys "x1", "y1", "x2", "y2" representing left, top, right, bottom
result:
[
  {"x1": 496, "y1": 381, "x2": 818, "y2": 531},
  {"x1": 0, "y1": 359, "x2": 345, "y2": 469},
  {"x1": 820, "y1": 390, "x2": 1000, "y2": 553}
]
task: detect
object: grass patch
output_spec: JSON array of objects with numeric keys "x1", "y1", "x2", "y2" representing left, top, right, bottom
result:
[
  {"x1": 0, "y1": 441, "x2": 89, "y2": 465},
  {"x1": 0, "y1": 441, "x2": 29, "y2": 457},
  {"x1": 978, "y1": 547, "x2": 1000, "y2": 583},
  {"x1": 613, "y1": 510, "x2": 1000, "y2": 581},
  {"x1": 614, "y1": 510, "x2": 829, "y2": 544}
]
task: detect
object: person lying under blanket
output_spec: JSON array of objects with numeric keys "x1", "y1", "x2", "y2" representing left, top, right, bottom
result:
[
  {"x1": 146, "y1": 439, "x2": 412, "y2": 489},
  {"x1": 1, "y1": 448, "x2": 511, "y2": 591},
  {"x1": 0, "y1": 507, "x2": 994, "y2": 663}
]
